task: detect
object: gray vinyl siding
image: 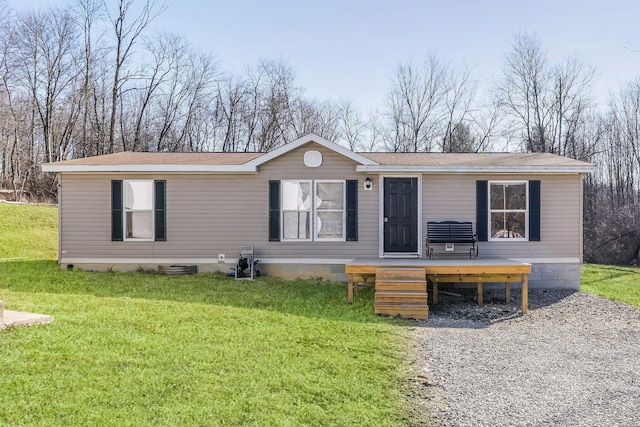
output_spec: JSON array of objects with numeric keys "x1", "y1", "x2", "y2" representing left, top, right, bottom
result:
[
  {"x1": 422, "y1": 174, "x2": 582, "y2": 260},
  {"x1": 57, "y1": 143, "x2": 583, "y2": 266},
  {"x1": 58, "y1": 143, "x2": 379, "y2": 262}
]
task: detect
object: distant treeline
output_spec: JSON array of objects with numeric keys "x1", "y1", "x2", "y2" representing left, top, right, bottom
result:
[{"x1": 0, "y1": 1, "x2": 638, "y2": 264}]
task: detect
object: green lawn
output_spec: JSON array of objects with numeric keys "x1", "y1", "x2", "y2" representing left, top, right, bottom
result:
[
  {"x1": 0, "y1": 203, "x2": 411, "y2": 426},
  {"x1": 581, "y1": 263, "x2": 640, "y2": 307},
  {"x1": 4, "y1": 202, "x2": 640, "y2": 426}
]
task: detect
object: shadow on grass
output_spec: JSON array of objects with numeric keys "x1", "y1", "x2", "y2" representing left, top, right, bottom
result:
[
  {"x1": 0, "y1": 260, "x2": 407, "y2": 325},
  {"x1": 419, "y1": 286, "x2": 578, "y2": 329}
]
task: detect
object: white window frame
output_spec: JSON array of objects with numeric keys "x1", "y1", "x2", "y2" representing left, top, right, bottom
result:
[
  {"x1": 281, "y1": 180, "x2": 313, "y2": 242},
  {"x1": 488, "y1": 180, "x2": 528, "y2": 241},
  {"x1": 314, "y1": 180, "x2": 346, "y2": 242},
  {"x1": 123, "y1": 179, "x2": 155, "y2": 241},
  {"x1": 280, "y1": 179, "x2": 346, "y2": 242}
]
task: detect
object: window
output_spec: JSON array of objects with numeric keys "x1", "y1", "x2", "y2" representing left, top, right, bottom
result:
[
  {"x1": 112, "y1": 180, "x2": 165, "y2": 242},
  {"x1": 489, "y1": 181, "x2": 527, "y2": 240},
  {"x1": 315, "y1": 181, "x2": 345, "y2": 240},
  {"x1": 280, "y1": 180, "x2": 345, "y2": 241},
  {"x1": 282, "y1": 180, "x2": 312, "y2": 240},
  {"x1": 124, "y1": 180, "x2": 154, "y2": 239}
]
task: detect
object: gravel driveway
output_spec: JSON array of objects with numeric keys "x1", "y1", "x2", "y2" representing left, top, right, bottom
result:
[{"x1": 409, "y1": 289, "x2": 640, "y2": 426}]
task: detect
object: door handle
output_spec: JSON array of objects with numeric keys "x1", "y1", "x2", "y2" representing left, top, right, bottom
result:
[{"x1": 384, "y1": 217, "x2": 389, "y2": 222}]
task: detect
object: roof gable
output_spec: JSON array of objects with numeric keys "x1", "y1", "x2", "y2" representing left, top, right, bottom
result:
[{"x1": 245, "y1": 133, "x2": 378, "y2": 167}]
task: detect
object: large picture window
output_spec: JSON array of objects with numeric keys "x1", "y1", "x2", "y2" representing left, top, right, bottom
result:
[
  {"x1": 280, "y1": 180, "x2": 345, "y2": 241},
  {"x1": 489, "y1": 181, "x2": 527, "y2": 240}
]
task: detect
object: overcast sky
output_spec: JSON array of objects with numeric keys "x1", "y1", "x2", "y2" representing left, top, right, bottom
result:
[{"x1": 6, "y1": 0, "x2": 640, "y2": 112}]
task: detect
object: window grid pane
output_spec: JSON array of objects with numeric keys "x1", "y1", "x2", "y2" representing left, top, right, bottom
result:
[
  {"x1": 283, "y1": 211, "x2": 310, "y2": 239},
  {"x1": 491, "y1": 212, "x2": 525, "y2": 238},
  {"x1": 317, "y1": 211, "x2": 343, "y2": 239},
  {"x1": 489, "y1": 182, "x2": 527, "y2": 239}
]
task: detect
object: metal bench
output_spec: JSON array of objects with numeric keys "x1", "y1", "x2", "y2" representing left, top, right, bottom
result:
[{"x1": 426, "y1": 221, "x2": 478, "y2": 259}]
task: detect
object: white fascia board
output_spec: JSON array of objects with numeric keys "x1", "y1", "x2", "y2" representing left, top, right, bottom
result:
[
  {"x1": 41, "y1": 164, "x2": 258, "y2": 173},
  {"x1": 510, "y1": 258, "x2": 581, "y2": 264},
  {"x1": 245, "y1": 133, "x2": 379, "y2": 167},
  {"x1": 61, "y1": 257, "x2": 355, "y2": 265},
  {"x1": 356, "y1": 165, "x2": 596, "y2": 174}
]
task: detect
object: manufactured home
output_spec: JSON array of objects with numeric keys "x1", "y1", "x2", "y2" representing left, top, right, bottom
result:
[{"x1": 42, "y1": 133, "x2": 594, "y2": 301}]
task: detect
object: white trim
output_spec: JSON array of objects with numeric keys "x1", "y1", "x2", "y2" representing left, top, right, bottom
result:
[
  {"x1": 41, "y1": 164, "x2": 259, "y2": 173},
  {"x1": 281, "y1": 179, "x2": 313, "y2": 241},
  {"x1": 314, "y1": 180, "x2": 346, "y2": 242},
  {"x1": 378, "y1": 174, "x2": 423, "y2": 258},
  {"x1": 61, "y1": 257, "x2": 219, "y2": 264},
  {"x1": 579, "y1": 173, "x2": 585, "y2": 264},
  {"x1": 509, "y1": 258, "x2": 581, "y2": 264},
  {"x1": 123, "y1": 179, "x2": 155, "y2": 241},
  {"x1": 255, "y1": 258, "x2": 354, "y2": 264},
  {"x1": 356, "y1": 165, "x2": 595, "y2": 174},
  {"x1": 60, "y1": 257, "x2": 355, "y2": 265},
  {"x1": 60, "y1": 257, "x2": 581, "y2": 265},
  {"x1": 246, "y1": 133, "x2": 378, "y2": 167},
  {"x1": 380, "y1": 253, "x2": 420, "y2": 258},
  {"x1": 487, "y1": 180, "x2": 529, "y2": 241}
]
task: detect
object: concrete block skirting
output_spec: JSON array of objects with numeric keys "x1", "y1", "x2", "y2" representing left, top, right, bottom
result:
[
  {"x1": 527, "y1": 263, "x2": 582, "y2": 290},
  {"x1": 61, "y1": 261, "x2": 582, "y2": 290}
]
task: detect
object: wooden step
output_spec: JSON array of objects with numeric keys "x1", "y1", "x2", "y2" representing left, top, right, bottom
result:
[
  {"x1": 375, "y1": 291, "x2": 428, "y2": 305},
  {"x1": 373, "y1": 268, "x2": 429, "y2": 320},
  {"x1": 375, "y1": 304, "x2": 429, "y2": 320},
  {"x1": 375, "y1": 280, "x2": 427, "y2": 292},
  {"x1": 375, "y1": 267, "x2": 426, "y2": 282}
]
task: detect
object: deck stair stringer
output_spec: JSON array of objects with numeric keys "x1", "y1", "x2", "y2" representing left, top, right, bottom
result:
[{"x1": 374, "y1": 267, "x2": 428, "y2": 320}]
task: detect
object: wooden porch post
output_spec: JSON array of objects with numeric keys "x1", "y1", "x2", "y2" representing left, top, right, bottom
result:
[{"x1": 521, "y1": 273, "x2": 529, "y2": 314}]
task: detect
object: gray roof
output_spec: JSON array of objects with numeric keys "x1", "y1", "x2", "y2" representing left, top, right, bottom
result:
[
  {"x1": 360, "y1": 152, "x2": 591, "y2": 168},
  {"x1": 42, "y1": 134, "x2": 594, "y2": 174}
]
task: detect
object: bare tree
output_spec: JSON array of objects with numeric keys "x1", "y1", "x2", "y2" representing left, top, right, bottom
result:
[
  {"x1": 441, "y1": 66, "x2": 476, "y2": 152},
  {"x1": 384, "y1": 54, "x2": 448, "y2": 152},
  {"x1": 149, "y1": 39, "x2": 218, "y2": 152},
  {"x1": 14, "y1": 8, "x2": 81, "y2": 164},
  {"x1": 105, "y1": 0, "x2": 164, "y2": 153},
  {"x1": 243, "y1": 58, "x2": 303, "y2": 151},
  {"x1": 497, "y1": 32, "x2": 595, "y2": 154},
  {"x1": 337, "y1": 99, "x2": 367, "y2": 151},
  {"x1": 70, "y1": 0, "x2": 105, "y2": 157}
]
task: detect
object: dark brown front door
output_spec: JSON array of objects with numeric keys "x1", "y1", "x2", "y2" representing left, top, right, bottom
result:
[{"x1": 383, "y1": 177, "x2": 418, "y2": 253}]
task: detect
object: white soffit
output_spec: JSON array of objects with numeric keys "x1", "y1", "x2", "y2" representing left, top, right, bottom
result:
[
  {"x1": 355, "y1": 165, "x2": 596, "y2": 174},
  {"x1": 41, "y1": 164, "x2": 258, "y2": 173}
]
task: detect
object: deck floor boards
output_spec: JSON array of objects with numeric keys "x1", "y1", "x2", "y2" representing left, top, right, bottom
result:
[{"x1": 346, "y1": 257, "x2": 531, "y2": 316}]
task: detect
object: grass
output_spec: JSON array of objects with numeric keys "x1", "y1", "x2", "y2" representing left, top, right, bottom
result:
[
  {"x1": 0, "y1": 203, "x2": 412, "y2": 426},
  {"x1": 581, "y1": 263, "x2": 640, "y2": 307},
  {"x1": 0, "y1": 202, "x2": 57, "y2": 260},
  {"x1": 7, "y1": 201, "x2": 639, "y2": 425}
]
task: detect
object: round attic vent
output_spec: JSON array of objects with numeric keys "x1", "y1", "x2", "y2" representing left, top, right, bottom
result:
[{"x1": 304, "y1": 150, "x2": 322, "y2": 167}]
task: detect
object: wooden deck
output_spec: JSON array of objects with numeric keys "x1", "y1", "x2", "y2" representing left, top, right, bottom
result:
[{"x1": 345, "y1": 258, "x2": 532, "y2": 318}]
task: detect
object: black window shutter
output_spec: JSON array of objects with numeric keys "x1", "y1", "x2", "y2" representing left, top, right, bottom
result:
[
  {"x1": 269, "y1": 180, "x2": 280, "y2": 241},
  {"x1": 154, "y1": 180, "x2": 166, "y2": 241},
  {"x1": 529, "y1": 180, "x2": 541, "y2": 241},
  {"x1": 346, "y1": 180, "x2": 358, "y2": 241},
  {"x1": 476, "y1": 180, "x2": 488, "y2": 241},
  {"x1": 111, "y1": 180, "x2": 123, "y2": 241}
]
